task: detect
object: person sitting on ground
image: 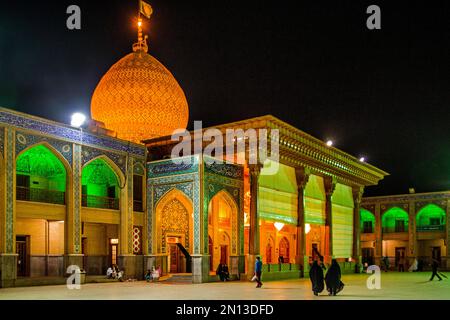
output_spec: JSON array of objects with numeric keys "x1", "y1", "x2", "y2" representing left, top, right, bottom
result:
[
  {"x1": 144, "y1": 269, "x2": 151, "y2": 282},
  {"x1": 106, "y1": 266, "x2": 113, "y2": 279},
  {"x1": 216, "y1": 263, "x2": 225, "y2": 281},
  {"x1": 222, "y1": 264, "x2": 230, "y2": 281},
  {"x1": 151, "y1": 266, "x2": 160, "y2": 282}
]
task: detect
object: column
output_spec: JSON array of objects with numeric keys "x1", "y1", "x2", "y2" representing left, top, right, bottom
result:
[
  {"x1": 352, "y1": 186, "x2": 364, "y2": 272},
  {"x1": 295, "y1": 167, "x2": 309, "y2": 277},
  {"x1": 446, "y1": 199, "x2": 450, "y2": 270},
  {"x1": 407, "y1": 200, "x2": 416, "y2": 267},
  {"x1": 374, "y1": 203, "x2": 382, "y2": 266},
  {"x1": 0, "y1": 127, "x2": 18, "y2": 288},
  {"x1": 324, "y1": 176, "x2": 336, "y2": 264},
  {"x1": 64, "y1": 143, "x2": 83, "y2": 271},
  {"x1": 118, "y1": 157, "x2": 138, "y2": 279},
  {"x1": 247, "y1": 163, "x2": 262, "y2": 279}
]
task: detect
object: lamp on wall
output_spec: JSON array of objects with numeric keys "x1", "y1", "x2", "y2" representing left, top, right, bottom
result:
[
  {"x1": 305, "y1": 223, "x2": 311, "y2": 234},
  {"x1": 274, "y1": 222, "x2": 284, "y2": 231}
]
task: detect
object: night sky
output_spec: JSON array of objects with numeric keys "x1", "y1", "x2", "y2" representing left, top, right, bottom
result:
[{"x1": 0, "y1": 0, "x2": 449, "y2": 196}]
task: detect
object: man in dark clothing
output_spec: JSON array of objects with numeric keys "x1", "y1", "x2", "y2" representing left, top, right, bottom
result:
[
  {"x1": 309, "y1": 260, "x2": 325, "y2": 296},
  {"x1": 255, "y1": 256, "x2": 263, "y2": 288},
  {"x1": 429, "y1": 258, "x2": 442, "y2": 281},
  {"x1": 216, "y1": 263, "x2": 225, "y2": 281},
  {"x1": 325, "y1": 259, "x2": 342, "y2": 296}
]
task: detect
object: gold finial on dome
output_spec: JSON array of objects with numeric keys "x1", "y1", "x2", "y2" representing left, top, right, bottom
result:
[{"x1": 133, "y1": 1, "x2": 153, "y2": 53}]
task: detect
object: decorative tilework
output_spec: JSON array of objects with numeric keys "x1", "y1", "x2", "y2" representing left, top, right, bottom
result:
[
  {"x1": 5, "y1": 128, "x2": 14, "y2": 252},
  {"x1": 14, "y1": 131, "x2": 73, "y2": 165},
  {"x1": 0, "y1": 126, "x2": 4, "y2": 157},
  {"x1": 133, "y1": 226, "x2": 143, "y2": 254},
  {"x1": 147, "y1": 169, "x2": 201, "y2": 255},
  {"x1": 147, "y1": 156, "x2": 199, "y2": 178},
  {"x1": 73, "y1": 144, "x2": 82, "y2": 253},
  {"x1": 204, "y1": 161, "x2": 244, "y2": 179},
  {"x1": 0, "y1": 109, "x2": 145, "y2": 157},
  {"x1": 82, "y1": 146, "x2": 126, "y2": 175},
  {"x1": 127, "y1": 157, "x2": 134, "y2": 254},
  {"x1": 133, "y1": 161, "x2": 145, "y2": 175}
]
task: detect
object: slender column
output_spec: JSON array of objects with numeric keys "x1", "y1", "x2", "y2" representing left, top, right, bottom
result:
[
  {"x1": 407, "y1": 201, "x2": 416, "y2": 265},
  {"x1": 324, "y1": 176, "x2": 336, "y2": 264},
  {"x1": 247, "y1": 163, "x2": 262, "y2": 278},
  {"x1": 0, "y1": 127, "x2": 18, "y2": 287},
  {"x1": 64, "y1": 144, "x2": 83, "y2": 271},
  {"x1": 446, "y1": 199, "x2": 450, "y2": 270},
  {"x1": 374, "y1": 203, "x2": 382, "y2": 266},
  {"x1": 295, "y1": 167, "x2": 309, "y2": 277},
  {"x1": 352, "y1": 186, "x2": 364, "y2": 272}
]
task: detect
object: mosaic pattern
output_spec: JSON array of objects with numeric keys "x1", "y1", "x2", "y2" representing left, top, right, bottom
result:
[
  {"x1": 82, "y1": 146, "x2": 126, "y2": 175},
  {"x1": 0, "y1": 126, "x2": 4, "y2": 157},
  {"x1": 133, "y1": 226, "x2": 142, "y2": 255},
  {"x1": 14, "y1": 131, "x2": 73, "y2": 165},
  {"x1": 154, "y1": 183, "x2": 193, "y2": 205},
  {"x1": 203, "y1": 161, "x2": 244, "y2": 256},
  {"x1": 5, "y1": 128, "x2": 14, "y2": 252},
  {"x1": 91, "y1": 51, "x2": 189, "y2": 143},
  {"x1": 0, "y1": 109, "x2": 145, "y2": 157},
  {"x1": 133, "y1": 161, "x2": 145, "y2": 175},
  {"x1": 160, "y1": 198, "x2": 190, "y2": 252},
  {"x1": 147, "y1": 167, "x2": 201, "y2": 254},
  {"x1": 127, "y1": 157, "x2": 134, "y2": 253},
  {"x1": 147, "y1": 156, "x2": 198, "y2": 177},
  {"x1": 204, "y1": 161, "x2": 244, "y2": 179},
  {"x1": 73, "y1": 144, "x2": 82, "y2": 253}
]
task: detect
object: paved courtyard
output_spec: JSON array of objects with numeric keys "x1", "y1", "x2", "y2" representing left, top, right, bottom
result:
[{"x1": 0, "y1": 272, "x2": 449, "y2": 300}]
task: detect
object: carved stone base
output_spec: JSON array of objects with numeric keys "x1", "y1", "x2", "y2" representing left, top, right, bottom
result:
[{"x1": 191, "y1": 254, "x2": 209, "y2": 284}]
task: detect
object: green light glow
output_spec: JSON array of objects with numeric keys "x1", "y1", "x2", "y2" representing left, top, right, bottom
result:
[
  {"x1": 82, "y1": 158, "x2": 119, "y2": 198},
  {"x1": 416, "y1": 204, "x2": 446, "y2": 227},
  {"x1": 360, "y1": 208, "x2": 375, "y2": 231},
  {"x1": 382, "y1": 207, "x2": 409, "y2": 231},
  {"x1": 16, "y1": 145, "x2": 66, "y2": 191}
]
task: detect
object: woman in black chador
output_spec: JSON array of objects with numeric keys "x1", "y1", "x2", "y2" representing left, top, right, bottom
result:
[
  {"x1": 325, "y1": 259, "x2": 343, "y2": 296},
  {"x1": 309, "y1": 260, "x2": 325, "y2": 296}
]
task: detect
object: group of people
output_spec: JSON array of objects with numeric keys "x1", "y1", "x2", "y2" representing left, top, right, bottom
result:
[
  {"x1": 310, "y1": 258, "x2": 344, "y2": 296},
  {"x1": 144, "y1": 265, "x2": 162, "y2": 282},
  {"x1": 106, "y1": 265, "x2": 124, "y2": 281},
  {"x1": 216, "y1": 263, "x2": 230, "y2": 281}
]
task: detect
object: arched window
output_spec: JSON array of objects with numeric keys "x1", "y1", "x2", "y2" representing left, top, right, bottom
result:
[
  {"x1": 16, "y1": 145, "x2": 67, "y2": 204},
  {"x1": 279, "y1": 237, "x2": 290, "y2": 263},
  {"x1": 416, "y1": 204, "x2": 446, "y2": 232},
  {"x1": 360, "y1": 209, "x2": 375, "y2": 233},
  {"x1": 82, "y1": 158, "x2": 120, "y2": 209},
  {"x1": 382, "y1": 207, "x2": 409, "y2": 233}
]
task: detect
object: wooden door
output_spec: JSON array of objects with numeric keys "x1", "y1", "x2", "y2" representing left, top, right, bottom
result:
[
  {"x1": 16, "y1": 236, "x2": 29, "y2": 277},
  {"x1": 220, "y1": 245, "x2": 228, "y2": 265},
  {"x1": 279, "y1": 237, "x2": 290, "y2": 262},
  {"x1": 395, "y1": 247, "x2": 405, "y2": 266},
  {"x1": 169, "y1": 243, "x2": 179, "y2": 273}
]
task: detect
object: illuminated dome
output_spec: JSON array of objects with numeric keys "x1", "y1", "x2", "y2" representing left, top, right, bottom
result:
[{"x1": 91, "y1": 49, "x2": 189, "y2": 143}]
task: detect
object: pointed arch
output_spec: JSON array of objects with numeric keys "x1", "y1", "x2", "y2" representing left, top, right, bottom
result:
[
  {"x1": 133, "y1": 162, "x2": 146, "y2": 176},
  {"x1": 82, "y1": 155, "x2": 125, "y2": 187},
  {"x1": 16, "y1": 142, "x2": 72, "y2": 176},
  {"x1": 416, "y1": 204, "x2": 446, "y2": 230},
  {"x1": 360, "y1": 208, "x2": 375, "y2": 233},
  {"x1": 154, "y1": 188, "x2": 194, "y2": 255},
  {"x1": 382, "y1": 207, "x2": 409, "y2": 233}
]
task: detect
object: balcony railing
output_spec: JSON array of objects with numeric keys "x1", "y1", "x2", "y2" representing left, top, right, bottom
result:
[
  {"x1": 382, "y1": 227, "x2": 408, "y2": 234},
  {"x1": 133, "y1": 200, "x2": 144, "y2": 212},
  {"x1": 82, "y1": 194, "x2": 119, "y2": 210},
  {"x1": 416, "y1": 225, "x2": 446, "y2": 232},
  {"x1": 16, "y1": 186, "x2": 65, "y2": 205}
]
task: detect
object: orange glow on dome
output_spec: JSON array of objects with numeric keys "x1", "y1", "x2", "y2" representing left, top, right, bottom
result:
[{"x1": 91, "y1": 50, "x2": 189, "y2": 143}]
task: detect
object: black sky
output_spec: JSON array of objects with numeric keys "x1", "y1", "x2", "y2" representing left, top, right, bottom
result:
[{"x1": 0, "y1": 0, "x2": 449, "y2": 196}]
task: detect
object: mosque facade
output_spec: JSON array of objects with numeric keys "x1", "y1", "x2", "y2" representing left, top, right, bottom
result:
[{"x1": 0, "y1": 13, "x2": 445, "y2": 288}]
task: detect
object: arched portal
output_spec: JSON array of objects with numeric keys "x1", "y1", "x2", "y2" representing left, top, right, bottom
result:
[
  {"x1": 416, "y1": 204, "x2": 446, "y2": 231},
  {"x1": 382, "y1": 207, "x2": 409, "y2": 233},
  {"x1": 155, "y1": 189, "x2": 193, "y2": 274},
  {"x1": 208, "y1": 190, "x2": 239, "y2": 271},
  {"x1": 82, "y1": 158, "x2": 121, "y2": 210},
  {"x1": 15, "y1": 144, "x2": 70, "y2": 277},
  {"x1": 265, "y1": 237, "x2": 274, "y2": 264},
  {"x1": 279, "y1": 237, "x2": 290, "y2": 263},
  {"x1": 360, "y1": 209, "x2": 375, "y2": 233},
  {"x1": 16, "y1": 144, "x2": 67, "y2": 204}
]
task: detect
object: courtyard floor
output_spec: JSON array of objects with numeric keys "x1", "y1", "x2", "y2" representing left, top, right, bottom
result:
[{"x1": 0, "y1": 272, "x2": 449, "y2": 300}]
